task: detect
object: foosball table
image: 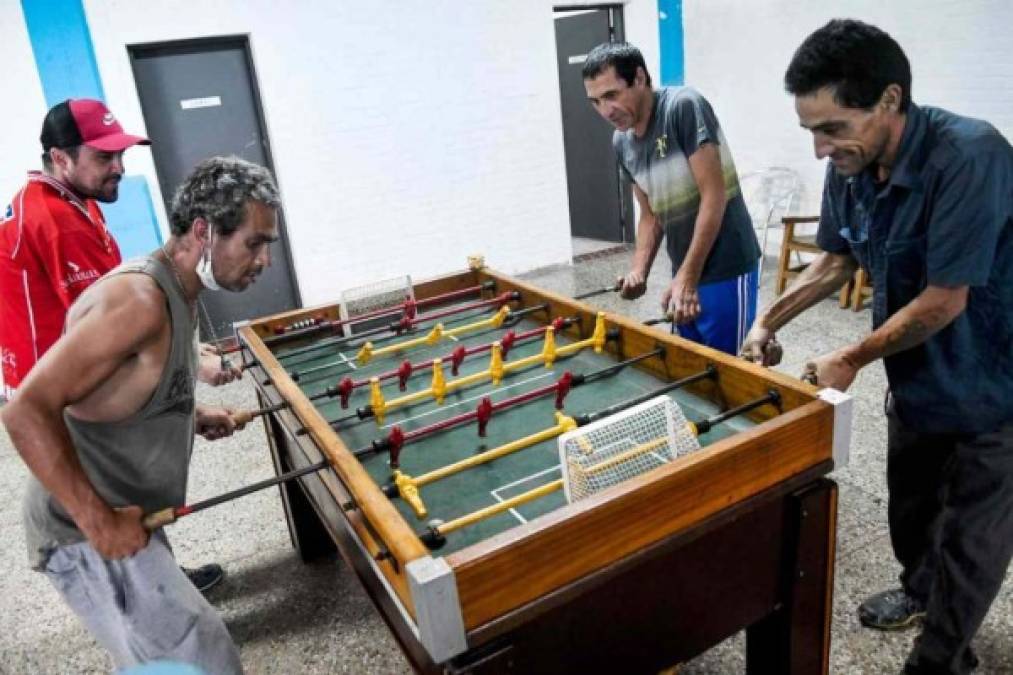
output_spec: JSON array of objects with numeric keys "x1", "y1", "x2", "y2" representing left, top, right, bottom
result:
[{"x1": 236, "y1": 260, "x2": 852, "y2": 674}]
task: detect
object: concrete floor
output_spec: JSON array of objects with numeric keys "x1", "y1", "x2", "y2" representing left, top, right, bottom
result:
[{"x1": 1, "y1": 248, "x2": 1010, "y2": 674}]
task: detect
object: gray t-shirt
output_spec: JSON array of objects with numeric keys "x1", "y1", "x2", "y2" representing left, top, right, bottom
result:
[{"x1": 614, "y1": 87, "x2": 760, "y2": 283}]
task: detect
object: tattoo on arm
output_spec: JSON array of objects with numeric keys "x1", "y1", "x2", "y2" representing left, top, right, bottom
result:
[{"x1": 848, "y1": 287, "x2": 965, "y2": 367}]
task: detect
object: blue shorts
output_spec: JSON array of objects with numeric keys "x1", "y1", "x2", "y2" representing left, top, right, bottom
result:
[{"x1": 674, "y1": 267, "x2": 758, "y2": 355}]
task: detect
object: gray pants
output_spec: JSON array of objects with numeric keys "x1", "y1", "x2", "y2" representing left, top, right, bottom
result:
[{"x1": 43, "y1": 530, "x2": 242, "y2": 674}]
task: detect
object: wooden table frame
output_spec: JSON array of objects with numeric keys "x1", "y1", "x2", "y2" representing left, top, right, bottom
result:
[{"x1": 239, "y1": 265, "x2": 852, "y2": 674}]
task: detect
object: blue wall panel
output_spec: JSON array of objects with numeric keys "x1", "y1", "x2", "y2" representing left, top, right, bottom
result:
[
  {"x1": 658, "y1": 0, "x2": 685, "y2": 86},
  {"x1": 102, "y1": 177, "x2": 163, "y2": 258},
  {"x1": 21, "y1": 0, "x2": 161, "y2": 257},
  {"x1": 21, "y1": 0, "x2": 104, "y2": 106}
]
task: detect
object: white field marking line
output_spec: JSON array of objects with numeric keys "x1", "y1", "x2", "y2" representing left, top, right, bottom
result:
[
  {"x1": 378, "y1": 370, "x2": 558, "y2": 430},
  {"x1": 334, "y1": 352, "x2": 357, "y2": 370},
  {"x1": 490, "y1": 465, "x2": 562, "y2": 525}
]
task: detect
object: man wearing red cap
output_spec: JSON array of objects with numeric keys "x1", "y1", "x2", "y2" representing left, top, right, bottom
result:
[
  {"x1": 0, "y1": 99, "x2": 147, "y2": 397},
  {"x1": 0, "y1": 99, "x2": 226, "y2": 594}
]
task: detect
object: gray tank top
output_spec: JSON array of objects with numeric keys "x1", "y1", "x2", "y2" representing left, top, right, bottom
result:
[{"x1": 22, "y1": 256, "x2": 197, "y2": 569}]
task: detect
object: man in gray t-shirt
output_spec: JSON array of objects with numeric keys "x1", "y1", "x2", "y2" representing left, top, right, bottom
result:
[{"x1": 583, "y1": 43, "x2": 760, "y2": 355}]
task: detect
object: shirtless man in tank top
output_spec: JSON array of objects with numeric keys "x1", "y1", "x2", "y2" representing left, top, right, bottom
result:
[{"x1": 2, "y1": 156, "x2": 281, "y2": 673}]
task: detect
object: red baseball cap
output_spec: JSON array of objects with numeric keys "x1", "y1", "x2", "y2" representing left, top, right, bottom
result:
[{"x1": 41, "y1": 98, "x2": 150, "y2": 153}]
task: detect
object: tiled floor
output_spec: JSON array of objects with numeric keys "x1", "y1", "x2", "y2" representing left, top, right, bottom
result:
[{"x1": 0, "y1": 248, "x2": 1009, "y2": 674}]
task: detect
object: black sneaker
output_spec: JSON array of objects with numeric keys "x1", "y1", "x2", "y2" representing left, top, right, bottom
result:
[
  {"x1": 182, "y1": 563, "x2": 225, "y2": 594},
  {"x1": 858, "y1": 588, "x2": 926, "y2": 630}
]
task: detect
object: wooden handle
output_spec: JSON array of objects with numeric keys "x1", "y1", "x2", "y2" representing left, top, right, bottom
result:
[
  {"x1": 143, "y1": 508, "x2": 177, "y2": 531},
  {"x1": 232, "y1": 410, "x2": 256, "y2": 426}
]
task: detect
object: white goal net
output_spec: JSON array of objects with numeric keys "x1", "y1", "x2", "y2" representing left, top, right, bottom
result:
[
  {"x1": 338, "y1": 274, "x2": 414, "y2": 336},
  {"x1": 558, "y1": 395, "x2": 700, "y2": 503}
]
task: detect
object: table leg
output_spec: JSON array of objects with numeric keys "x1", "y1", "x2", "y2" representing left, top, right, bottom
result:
[
  {"x1": 263, "y1": 410, "x2": 337, "y2": 562},
  {"x1": 746, "y1": 479, "x2": 837, "y2": 675}
]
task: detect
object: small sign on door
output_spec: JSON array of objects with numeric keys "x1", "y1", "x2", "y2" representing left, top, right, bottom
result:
[
  {"x1": 567, "y1": 54, "x2": 587, "y2": 65},
  {"x1": 180, "y1": 96, "x2": 222, "y2": 110}
]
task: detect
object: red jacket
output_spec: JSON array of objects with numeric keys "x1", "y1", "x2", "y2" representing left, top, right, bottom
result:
[{"x1": 0, "y1": 172, "x2": 121, "y2": 397}]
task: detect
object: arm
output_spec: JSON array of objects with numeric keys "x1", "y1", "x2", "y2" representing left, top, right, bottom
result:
[
  {"x1": 195, "y1": 403, "x2": 247, "y2": 440},
  {"x1": 808, "y1": 285, "x2": 968, "y2": 390},
  {"x1": 741, "y1": 251, "x2": 858, "y2": 365},
  {"x1": 197, "y1": 342, "x2": 243, "y2": 385},
  {"x1": 0, "y1": 278, "x2": 165, "y2": 558},
  {"x1": 805, "y1": 142, "x2": 1004, "y2": 389},
  {"x1": 617, "y1": 184, "x2": 664, "y2": 299},
  {"x1": 761, "y1": 251, "x2": 857, "y2": 330},
  {"x1": 665, "y1": 143, "x2": 726, "y2": 322}
]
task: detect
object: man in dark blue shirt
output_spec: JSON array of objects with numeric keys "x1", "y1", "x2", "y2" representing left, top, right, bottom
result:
[{"x1": 741, "y1": 19, "x2": 1012, "y2": 675}]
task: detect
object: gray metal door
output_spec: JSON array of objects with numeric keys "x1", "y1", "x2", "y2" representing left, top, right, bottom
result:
[
  {"x1": 554, "y1": 9, "x2": 634, "y2": 243},
  {"x1": 129, "y1": 37, "x2": 300, "y2": 338}
]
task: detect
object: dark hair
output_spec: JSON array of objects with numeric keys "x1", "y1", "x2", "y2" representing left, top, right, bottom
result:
[
  {"x1": 41, "y1": 145, "x2": 80, "y2": 171},
  {"x1": 40, "y1": 100, "x2": 84, "y2": 170},
  {"x1": 784, "y1": 19, "x2": 911, "y2": 112},
  {"x1": 582, "y1": 42, "x2": 652, "y2": 87},
  {"x1": 169, "y1": 156, "x2": 280, "y2": 236},
  {"x1": 41, "y1": 100, "x2": 83, "y2": 151}
]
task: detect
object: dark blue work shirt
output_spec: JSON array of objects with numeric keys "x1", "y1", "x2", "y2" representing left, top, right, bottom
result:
[{"x1": 817, "y1": 103, "x2": 1012, "y2": 434}]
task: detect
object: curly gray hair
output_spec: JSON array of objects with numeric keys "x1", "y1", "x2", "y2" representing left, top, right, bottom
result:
[{"x1": 169, "y1": 156, "x2": 281, "y2": 236}]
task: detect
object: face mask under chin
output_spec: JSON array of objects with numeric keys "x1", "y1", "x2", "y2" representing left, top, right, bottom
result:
[{"x1": 196, "y1": 246, "x2": 222, "y2": 291}]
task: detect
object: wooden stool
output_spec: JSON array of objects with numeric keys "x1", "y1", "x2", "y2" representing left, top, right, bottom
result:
[
  {"x1": 839, "y1": 267, "x2": 873, "y2": 311},
  {"x1": 778, "y1": 216, "x2": 872, "y2": 310},
  {"x1": 775, "y1": 215, "x2": 822, "y2": 295}
]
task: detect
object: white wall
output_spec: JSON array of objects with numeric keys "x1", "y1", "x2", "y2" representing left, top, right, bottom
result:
[
  {"x1": 74, "y1": 1, "x2": 574, "y2": 306},
  {"x1": 10, "y1": 2, "x2": 1006, "y2": 306},
  {"x1": 1, "y1": 1, "x2": 663, "y2": 311},
  {"x1": 619, "y1": 0, "x2": 662, "y2": 79},
  {"x1": 682, "y1": 0, "x2": 1013, "y2": 213},
  {"x1": 0, "y1": 2, "x2": 49, "y2": 202}
]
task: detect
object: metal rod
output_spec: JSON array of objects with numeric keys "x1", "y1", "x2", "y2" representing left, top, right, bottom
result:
[
  {"x1": 277, "y1": 306, "x2": 565, "y2": 391},
  {"x1": 694, "y1": 389, "x2": 781, "y2": 434},
  {"x1": 263, "y1": 280, "x2": 497, "y2": 346},
  {"x1": 643, "y1": 312, "x2": 674, "y2": 326},
  {"x1": 348, "y1": 345, "x2": 667, "y2": 460},
  {"x1": 580, "y1": 346, "x2": 665, "y2": 383},
  {"x1": 575, "y1": 364, "x2": 718, "y2": 426},
  {"x1": 277, "y1": 291, "x2": 519, "y2": 365},
  {"x1": 573, "y1": 283, "x2": 620, "y2": 301},
  {"x1": 415, "y1": 371, "x2": 771, "y2": 550},
  {"x1": 301, "y1": 312, "x2": 570, "y2": 397},
  {"x1": 143, "y1": 459, "x2": 330, "y2": 529}
]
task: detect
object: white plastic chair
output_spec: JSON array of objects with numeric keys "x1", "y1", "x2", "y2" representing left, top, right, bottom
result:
[{"x1": 738, "y1": 167, "x2": 800, "y2": 286}]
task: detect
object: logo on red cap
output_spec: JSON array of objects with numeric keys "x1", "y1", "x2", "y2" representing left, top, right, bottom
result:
[{"x1": 68, "y1": 99, "x2": 150, "y2": 152}]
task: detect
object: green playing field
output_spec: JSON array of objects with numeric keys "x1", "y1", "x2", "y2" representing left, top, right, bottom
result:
[{"x1": 271, "y1": 304, "x2": 757, "y2": 555}]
